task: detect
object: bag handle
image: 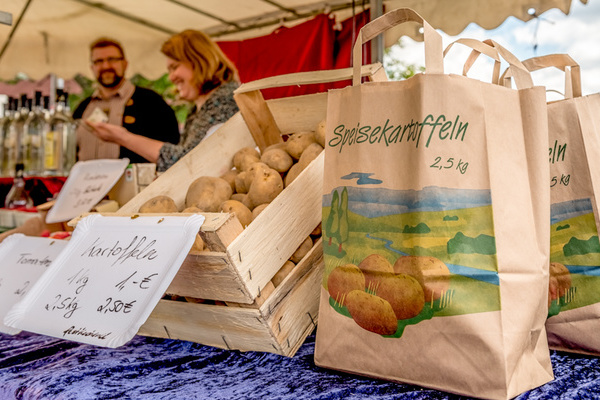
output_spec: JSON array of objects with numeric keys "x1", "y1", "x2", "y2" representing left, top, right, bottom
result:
[
  {"x1": 444, "y1": 38, "x2": 534, "y2": 89},
  {"x1": 520, "y1": 54, "x2": 582, "y2": 98},
  {"x1": 233, "y1": 64, "x2": 387, "y2": 151},
  {"x1": 444, "y1": 38, "x2": 501, "y2": 85},
  {"x1": 352, "y1": 8, "x2": 443, "y2": 86}
]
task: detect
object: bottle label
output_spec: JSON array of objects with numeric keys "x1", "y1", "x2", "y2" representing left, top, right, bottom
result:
[{"x1": 44, "y1": 131, "x2": 59, "y2": 170}]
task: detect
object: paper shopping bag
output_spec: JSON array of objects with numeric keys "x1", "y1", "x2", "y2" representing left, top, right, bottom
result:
[
  {"x1": 520, "y1": 54, "x2": 600, "y2": 355},
  {"x1": 314, "y1": 9, "x2": 553, "y2": 400}
]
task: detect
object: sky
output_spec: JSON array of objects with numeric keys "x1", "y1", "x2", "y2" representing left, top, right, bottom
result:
[{"x1": 385, "y1": 0, "x2": 600, "y2": 100}]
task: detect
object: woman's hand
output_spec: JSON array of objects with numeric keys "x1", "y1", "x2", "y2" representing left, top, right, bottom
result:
[{"x1": 85, "y1": 121, "x2": 129, "y2": 145}]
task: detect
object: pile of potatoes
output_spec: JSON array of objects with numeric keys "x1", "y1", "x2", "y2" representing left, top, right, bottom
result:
[
  {"x1": 327, "y1": 254, "x2": 451, "y2": 335},
  {"x1": 139, "y1": 120, "x2": 326, "y2": 306}
]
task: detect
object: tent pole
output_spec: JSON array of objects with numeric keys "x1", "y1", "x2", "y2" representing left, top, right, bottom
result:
[
  {"x1": 0, "y1": 0, "x2": 33, "y2": 63},
  {"x1": 370, "y1": 0, "x2": 383, "y2": 63}
]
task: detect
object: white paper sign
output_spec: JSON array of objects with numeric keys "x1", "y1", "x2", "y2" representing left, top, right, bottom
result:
[
  {"x1": 46, "y1": 159, "x2": 130, "y2": 223},
  {"x1": 4, "y1": 214, "x2": 204, "y2": 347},
  {"x1": 0, "y1": 234, "x2": 68, "y2": 335}
]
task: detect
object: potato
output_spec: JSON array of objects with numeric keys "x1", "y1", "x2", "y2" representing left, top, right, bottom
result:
[
  {"x1": 233, "y1": 147, "x2": 261, "y2": 171},
  {"x1": 138, "y1": 195, "x2": 178, "y2": 213},
  {"x1": 181, "y1": 206, "x2": 202, "y2": 213},
  {"x1": 298, "y1": 142, "x2": 323, "y2": 169},
  {"x1": 376, "y1": 273, "x2": 424, "y2": 320},
  {"x1": 263, "y1": 142, "x2": 287, "y2": 153},
  {"x1": 220, "y1": 199, "x2": 253, "y2": 228},
  {"x1": 220, "y1": 169, "x2": 238, "y2": 192},
  {"x1": 252, "y1": 203, "x2": 269, "y2": 219},
  {"x1": 244, "y1": 162, "x2": 271, "y2": 189},
  {"x1": 190, "y1": 234, "x2": 205, "y2": 252},
  {"x1": 311, "y1": 223, "x2": 322, "y2": 236},
  {"x1": 230, "y1": 193, "x2": 246, "y2": 202},
  {"x1": 393, "y1": 255, "x2": 450, "y2": 302},
  {"x1": 246, "y1": 167, "x2": 284, "y2": 209},
  {"x1": 345, "y1": 290, "x2": 397, "y2": 335},
  {"x1": 290, "y1": 236, "x2": 313, "y2": 263},
  {"x1": 315, "y1": 119, "x2": 326, "y2": 147},
  {"x1": 261, "y1": 148, "x2": 293, "y2": 173},
  {"x1": 327, "y1": 264, "x2": 365, "y2": 304},
  {"x1": 241, "y1": 195, "x2": 254, "y2": 211},
  {"x1": 358, "y1": 254, "x2": 395, "y2": 292},
  {"x1": 185, "y1": 176, "x2": 233, "y2": 212},
  {"x1": 285, "y1": 131, "x2": 316, "y2": 159},
  {"x1": 549, "y1": 262, "x2": 571, "y2": 301},
  {"x1": 271, "y1": 260, "x2": 296, "y2": 287},
  {"x1": 284, "y1": 163, "x2": 303, "y2": 187},
  {"x1": 234, "y1": 171, "x2": 249, "y2": 194}
]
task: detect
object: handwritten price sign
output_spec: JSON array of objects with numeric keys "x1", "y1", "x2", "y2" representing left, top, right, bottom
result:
[
  {"x1": 45, "y1": 159, "x2": 130, "y2": 223},
  {"x1": 0, "y1": 235, "x2": 68, "y2": 335},
  {"x1": 4, "y1": 214, "x2": 204, "y2": 347}
]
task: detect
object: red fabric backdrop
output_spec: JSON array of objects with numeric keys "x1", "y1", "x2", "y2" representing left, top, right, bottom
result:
[{"x1": 217, "y1": 10, "x2": 371, "y2": 100}]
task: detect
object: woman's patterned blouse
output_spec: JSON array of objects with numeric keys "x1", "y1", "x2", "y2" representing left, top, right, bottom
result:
[{"x1": 157, "y1": 80, "x2": 240, "y2": 172}]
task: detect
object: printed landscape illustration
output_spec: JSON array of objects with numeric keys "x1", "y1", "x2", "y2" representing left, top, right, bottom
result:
[
  {"x1": 548, "y1": 198, "x2": 600, "y2": 318},
  {"x1": 322, "y1": 173, "x2": 500, "y2": 338}
]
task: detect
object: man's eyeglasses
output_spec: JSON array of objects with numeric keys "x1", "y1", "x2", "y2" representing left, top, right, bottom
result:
[{"x1": 91, "y1": 57, "x2": 124, "y2": 66}]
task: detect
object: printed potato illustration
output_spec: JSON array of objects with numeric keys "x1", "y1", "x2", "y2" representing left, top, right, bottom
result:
[
  {"x1": 393, "y1": 255, "x2": 450, "y2": 301},
  {"x1": 327, "y1": 264, "x2": 365, "y2": 304},
  {"x1": 548, "y1": 262, "x2": 572, "y2": 306},
  {"x1": 138, "y1": 195, "x2": 178, "y2": 213},
  {"x1": 345, "y1": 290, "x2": 397, "y2": 335},
  {"x1": 358, "y1": 254, "x2": 395, "y2": 291},
  {"x1": 376, "y1": 273, "x2": 425, "y2": 320}
]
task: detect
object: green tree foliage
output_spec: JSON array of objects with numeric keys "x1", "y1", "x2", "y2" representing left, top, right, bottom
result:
[
  {"x1": 563, "y1": 235, "x2": 600, "y2": 256},
  {"x1": 338, "y1": 187, "x2": 349, "y2": 252},
  {"x1": 447, "y1": 232, "x2": 496, "y2": 255},
  {"x1": 325, "y1": 190, "x2": 340, "y2": 246},
  {"x1": 402, "y1": 222, "x2": 430, "y2": 234},
  {"x1": 383, "y1": 39, "x2": 425, "y2": 81}
]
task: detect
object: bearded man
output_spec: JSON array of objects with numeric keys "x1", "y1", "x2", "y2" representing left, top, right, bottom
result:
[{"x1": 73, "y1": 38, "x2": 180, "y2": 163}]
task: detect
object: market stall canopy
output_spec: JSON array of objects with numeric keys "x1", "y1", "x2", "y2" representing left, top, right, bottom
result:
[{"x1": 0, "y1": 0, "x2": 589, "y2": 80}]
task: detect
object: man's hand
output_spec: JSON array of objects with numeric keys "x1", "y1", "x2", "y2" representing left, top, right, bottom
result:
[{"x1": 85, "y1": 121, "x2": 128, "y2": 145}]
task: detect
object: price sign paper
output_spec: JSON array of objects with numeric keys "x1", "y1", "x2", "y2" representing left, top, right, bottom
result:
[
  {"x1": 4, "y1": 214, "x2": 204, "y2": 347},
  {"x1": 0, "y1": 234, "x2": 68, "y2": 334},
  {"x1": 46, "y1": 159, "x2": 130, "y2": 223}
]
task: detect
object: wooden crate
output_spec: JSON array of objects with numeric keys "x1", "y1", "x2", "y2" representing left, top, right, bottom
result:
[{"x1": 104, "y1": 64, "x2": 386, "y2": 356}]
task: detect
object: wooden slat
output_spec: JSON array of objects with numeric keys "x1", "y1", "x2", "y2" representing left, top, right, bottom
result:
[
  {"x1": 165, "y1": 251, "x2": 251, "y2": 303},
  {"x1": 233, "y1": 63, "x2": 385, "y2": 94},
  {"x1": 261, "y1": 239, "x2": 323, "y2": 356},
  {"x1": 226, "y1": 152, "x2": 324, "y2": 300},
  {"x1": 138, "y1": 300, "x2": 280, "y2": 354},
  {"x1": 198, "y1": 213, "x2": 244, "y2": 252},
  {"x1": 267, "y1": 92, "x2": 327, "y2": 134},
  {"x1": 234, "y1": 90, "x2": 283, "y2": 152}
]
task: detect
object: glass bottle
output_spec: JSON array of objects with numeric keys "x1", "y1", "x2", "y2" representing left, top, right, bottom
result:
[
  {"x1": 6, "y1": 94, "x2": 29, "y2": 177},
  {"x1": 23, "y1": 91, "x2": 47, "y2": 176},
  {"x1": 0, "y1": 97, "x2": 16, "y2": 177},
  {"x1": 61, "y1": 91, "x2": 77, "y2": 174},
  {"x1": 5, "y1": 162, "x2": 33, "y2": 209},
  {"x1": 44, "y1": 89, "x2": 75, "y2": 176}
]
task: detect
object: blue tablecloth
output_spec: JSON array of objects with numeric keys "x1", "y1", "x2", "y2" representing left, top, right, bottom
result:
[{"x1": 1, "y1": 330, "x2": 600, "y2": 399}]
